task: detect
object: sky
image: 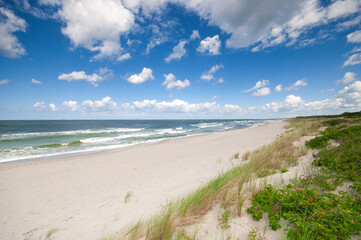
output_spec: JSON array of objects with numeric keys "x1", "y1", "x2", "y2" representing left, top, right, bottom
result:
[{"x1": 0, "y1": 0, "x2": 360, "y2": 119}]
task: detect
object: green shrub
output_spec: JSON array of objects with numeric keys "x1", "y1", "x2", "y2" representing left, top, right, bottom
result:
[
  {"x1": 305, "y1": 136, "x2": 329, "y2": 149},
  {"x1": 247, "y1": 184, "x2": 361, "y2": 239},
  {"x1": 322, "y1": 119, "x2": 343, "y2": 127}
]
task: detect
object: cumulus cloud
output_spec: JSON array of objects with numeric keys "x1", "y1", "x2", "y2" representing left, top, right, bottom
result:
[
  {"x1": 33, "y1": 101, "x2": 46, "y2": 110},
  {"x1": 285, "y1": 79, "x2": 307, "y2": 91},
  {"x1": 197, "y1": 35, "x2": 221, "y2": 55},
  {"x1": 275, "y1": 84, "x2": 282, "y2": 92},
  {"x1": 347, "y1": 30, "x2": 361, "y2": 43},
  {"x1": 31, "y1": 78, "x2": 42, "y2": 85},
  {"x1": 117, "y1": 53, "x2": 131, "y2": 62},
  {"x1": 246, "y1": 79, "x2": 361, "y2": 117},
  {"x1": 57, "y1": 0, "x2": 134, "y2": 60},
  {"x1": 243, "y1": 80, "x2": 269, "y2": 93},
  {"x1": 63, "y1": 100, "x2": 78, "y2": 111},
  {"x1": 201, "y1": 64, "x2": 223, "y2": 82},
  {"x1": 162, "y1": 73, "x2": 190, "y2": 90},
  {"x1": 0, "y1": 7, "x2": 27, "y2": 58},
  {"x1": 58, "y1": 67, "x2": 113, "y2": 87},
  {"x1": 336, "y1": 81, "x2": 361, "y2": 106},
  {"x1": 82, "y1": 96, "x2": 117, "y2": 111},
  {"x1": 190, "y1": 30, "x2": 200, "y2": 40},
  {"x1": 217, "y1": 78, "x2": 224, "y2": 84},
  {"x1": 127, "y1": 67, "x2": 154, "y2": 84},
  {"x1": 132, "y1": 99, "x2": 240, "y2": 114},
  {"x1": 49, "y1": 103, "x2": 58, "y2": 111},
  {"x1": 0, "y1": 79, "x2": 9, "y2": 85},
  {"x1": 336, "y1": 72, "x2": 357, "y2": 85},
  {"x1": 165, "y1": 40, "x2": 187, "y2": 62},
  {"x1": 252, "y1": 87, "x2": 271, "y2": 97}
]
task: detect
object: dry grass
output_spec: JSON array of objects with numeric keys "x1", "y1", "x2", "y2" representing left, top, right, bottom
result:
[
  {"x1": 103, "y1": 118, "x2": 322, "y2": 240},
  {"x1": 242, "y1": 151, "x2": 251, "y2": 161}
]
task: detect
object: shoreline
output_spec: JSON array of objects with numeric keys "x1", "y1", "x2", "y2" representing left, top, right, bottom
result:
[
  {"x1": 0, "y1": 120, "x2": 277, "y2": 168},
  {"x1": 0, "y1": 120, "x2": 286, "y2": 240}
]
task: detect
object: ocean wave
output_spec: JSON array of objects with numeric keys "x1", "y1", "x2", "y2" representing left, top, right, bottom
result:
[
  {"x1": 0, "y1": 128, "x2": 144, "y2": 140},
  {"x1": 191, "y1": 122, "x2": 225, "y2": 129}
]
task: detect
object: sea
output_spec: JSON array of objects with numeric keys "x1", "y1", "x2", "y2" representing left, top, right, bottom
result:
[{"x1": 0, "y1": 119, "x2": 269, "y2": 163}]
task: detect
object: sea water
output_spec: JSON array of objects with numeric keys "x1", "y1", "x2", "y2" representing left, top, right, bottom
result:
[{"x1": 0, "y1": 119, "x2": 268, "y2": 163}]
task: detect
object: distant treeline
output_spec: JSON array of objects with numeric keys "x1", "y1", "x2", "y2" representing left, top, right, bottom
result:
[{"x1": 296, "y1": 111, "x2": 361, "y2": 119}]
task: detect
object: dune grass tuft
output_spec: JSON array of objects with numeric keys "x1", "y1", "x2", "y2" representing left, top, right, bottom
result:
[{"x1": 124, "y1": 192, "x2": 132, "y2": 204}]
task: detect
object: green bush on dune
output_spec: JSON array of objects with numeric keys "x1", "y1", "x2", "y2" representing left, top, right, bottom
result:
[{"x1": 248, "y1": 113, "x2": 361, "y2": 240}]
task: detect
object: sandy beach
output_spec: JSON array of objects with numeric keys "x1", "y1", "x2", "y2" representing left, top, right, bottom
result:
[{"x1": 0, "y1": 121, "x2": 287, "y2": 240}]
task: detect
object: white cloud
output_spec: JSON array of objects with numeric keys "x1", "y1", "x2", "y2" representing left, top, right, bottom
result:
[
  {"x1": 243, "y1": 80, "x2": 269, "y2": 93},
  {"x1": 49, "y1": 103, "x2": 58, "y2": 111},
  {"x1": 201, "y1": 64, "x2": 223, "y2": 82},
  {"x1": 336, "y1": 72, "x2": 357, "y2": 85},
  {"x1": 338, "y1": 15, "x2": 361, "y2": 29},
  {"x1": 347, "y1": 30, "x2": 361, "y2": 43},
  {"x1": 197, "y1": 35, "x2": 221, "y2": 55},
  {"x1": 58, "y1": 68, "x2": 113, "y2": 87},
  {"x1": 117, "y1": 53, "x2": 131, "y2": 62},
  {"x1": 344, "y1": 52, "x2": 361, "y2": 67},
  {"x1": 162, "y1": 73, "x2": 190, "y2": 90},
  {"x1": 275, "y1": 84, "x2": 282, "y2": 92},
  {"x1": 190, "y1": 30, "x2": 200, "y2": 40},
  {"x1": 0, "y1": 7, "x2": 27, "y2": 58},
  {"x1": 31, "y1": 78, "x2": 42, "y2": 85},
  {"x1": 63, "y1": 100, "x2": 78, "y2": 111},
  {"x1": 82, "y1": 96, "x2": 117, "y2": 111},
  {"x1": 144, "y1": 21, "x2": 177, "y2": 54},
  {"x1": 248, "y1": 0, "x2": 361, "y2": 51},
  {"x1": 165, "y1": 40, "x2": 187, "y2": 62},
  {"x1": 0, "y1": 79, "x2": 9, "y2": 85},
  {"x1": 245, "y1": 80, "x2": 361, "y2": 117},
  {"x1": 33, "y1": 101, "x2": 46, "y2": 111},
  {"x1": 252, "y1": 87, "x2": 271, "y2": 97},
  {"x1": 127, "y1": 67, "x2": 154, "y2": 84},
  {"x1": 285, "y1": 79, "x2": 307, "y2": 91},
  {"x1": 132, "y1": 99, "x2": 240, "y2": 114},
  {"x1": 200, "y1": 74, "x2": 213, "y2": 81},
  {"x1": 57, "y1": 0, "x2": 134, "y2": 60},
  {"x1": 217, "y1": 78, "x2": 224, "y2": 84},
  {"x1": 327, "y1": 0, "x2": 360, "y2": 19},
  {"x1": 145, "y1": 37, "x2": 168, "y2": 54},
  {"x1": 336, "y1": 80, "x2": 361, "y2": 106}
]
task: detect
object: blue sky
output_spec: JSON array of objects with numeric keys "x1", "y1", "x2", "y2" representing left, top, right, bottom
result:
[{"x1": 0, "y1": 0, "x2": 360, "y2": 119}]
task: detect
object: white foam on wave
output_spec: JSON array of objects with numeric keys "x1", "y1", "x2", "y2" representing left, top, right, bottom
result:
[
  {"x1": 0, "y1": 128, "x2": 145, "y2": 140},
  {"x1": 0, "y1": 142, "x2": 141, "y2": 163},
  {"x1": 192, "y1": 122, "x2": 224, "y2": 129}
]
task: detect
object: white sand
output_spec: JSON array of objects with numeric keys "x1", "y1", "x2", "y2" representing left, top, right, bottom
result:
[{"x1": 0, "y1": 121, "x2": 287, "y2": 240}]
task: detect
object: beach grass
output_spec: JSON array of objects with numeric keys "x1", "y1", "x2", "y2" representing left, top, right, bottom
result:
[{"x1": 102, "y1": 112, "x2": 361, "y2": 239}]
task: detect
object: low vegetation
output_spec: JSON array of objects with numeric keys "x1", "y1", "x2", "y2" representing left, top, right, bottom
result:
[
  {"x1": 103, "y1": 111, "x2": 361, "y2": 240},
  {"x1": 247, "y1": 111, "x2": 361, "y2": 239}
]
